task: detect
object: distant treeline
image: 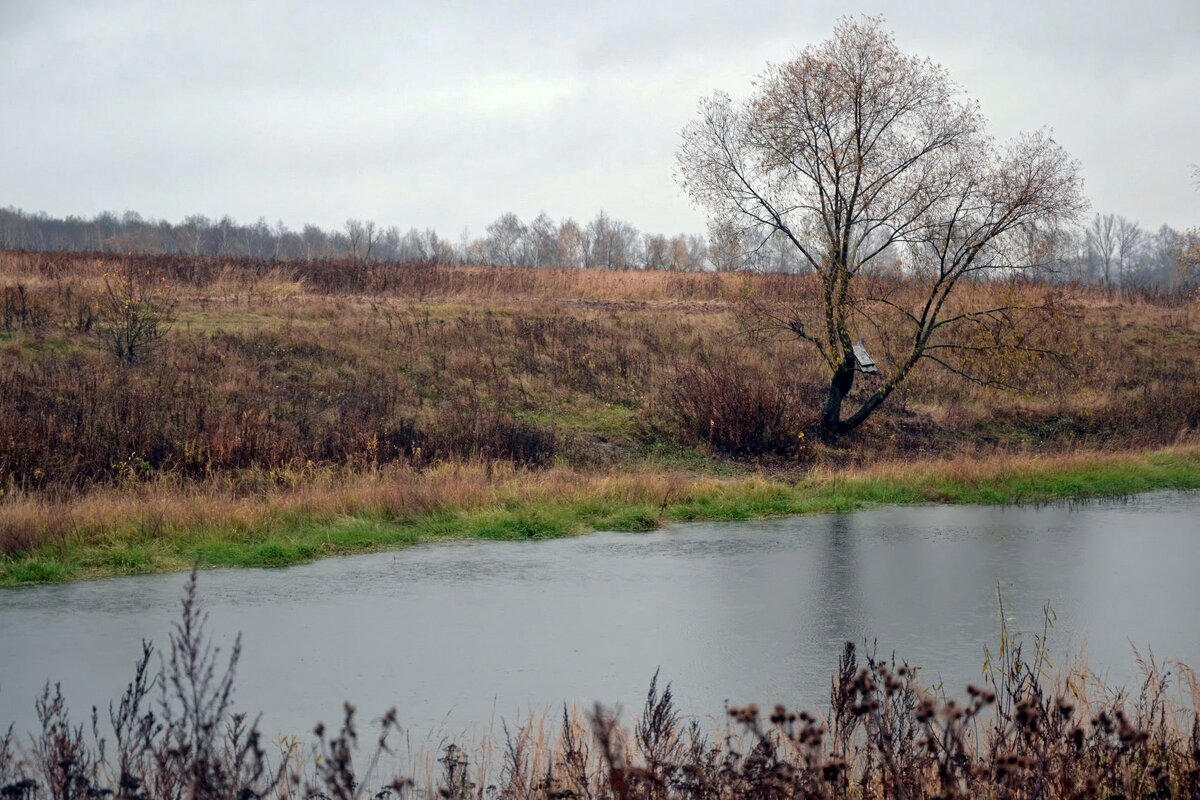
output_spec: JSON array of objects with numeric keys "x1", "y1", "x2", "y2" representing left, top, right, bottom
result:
[{"x1": 1, "y1": 205, "x2": 1196, "y2": 285}]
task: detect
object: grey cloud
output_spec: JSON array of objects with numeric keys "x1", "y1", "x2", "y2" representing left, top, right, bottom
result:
[{"x1": 1, "y1": 0, "x2": 1196, "y2": 235}]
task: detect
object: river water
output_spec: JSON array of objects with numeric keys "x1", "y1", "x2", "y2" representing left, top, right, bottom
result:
[{"x1": 1, "y1": 491, "x2": 1198, "y2": 740}]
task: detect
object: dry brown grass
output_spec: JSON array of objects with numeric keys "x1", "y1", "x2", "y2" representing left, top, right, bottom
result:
[
  {"x1": 1, "y1": 248, "x2": 1198, "y2": 497},
  {"x1": 0, "y1": 460, "x2": 718, "y2": 549},
  {"x1": 4, "y1": 444, "x2": 1198, "y2": 577}
]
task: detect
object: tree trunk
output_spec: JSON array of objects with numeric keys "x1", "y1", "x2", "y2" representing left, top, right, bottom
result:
[
  {"x1": 820, "y1": 367, "x2": 899, "y2": 440},
  {"x1": 818, "y1": 361, "x2": 856, "y2": 440}
]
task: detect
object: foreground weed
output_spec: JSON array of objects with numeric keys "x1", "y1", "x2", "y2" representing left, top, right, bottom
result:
[{"x1": 4, "y1": 574, "x2": 1200, "y2": 798}]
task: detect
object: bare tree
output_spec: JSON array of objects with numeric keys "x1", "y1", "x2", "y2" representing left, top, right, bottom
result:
[
  {"x1": 706, "y1": 217, "x2": 745, "y2": 272},
  {"x1": 1113, "y1": 216, "x2": 1143, "y2": 284},
  {"x1": 684, "y1": 234, "x2": 708, "y2": 270},
  {"x1": 643, "y1": 233, "x2": 670, "y2": 269},
  {"x1": 216, "y1": 215, "x2": 238, "y2": 256},
  {"x1": 362, "y1": 220, "x2": 379, "y2": 262},
  {"x1": 300, "y1": 224, "x2": 326, "y2": 260},
  {"x1": 666, "y1": 235, "x2": 690, "y2": 270},
  {"x1": 677, "y1": 16, "x2": 1085, "y2": 439},
  {"x1": 344, "y1": 218, "x2": 365, "y2": 262},
  {"x1": 248, "y1": 217, "x2": 272, "y2": 258},
  {"x1": 528, "y1": 212, "x2": 559, "y2": 266},
  {"x1": 399, "y1": 227, "x2": 424, "y2": 261},
  {"x1": 1031, "y1": 223, "x2": 1088, "y2": 284},
  {"x1": 1177, "y1": 167, "x2": 1200, "y2": 287},
  {"x1": 1086, "y1": 213, "x2": 1118, "y2": 285},
  {"x1": 584, "y1": 211, "x2": 641, "y2": 269},
  {"x1": 556, "y1": 218, "x2": 585, "y2": 267},
  {"x1": 181, "y1": 214, "x2": 209, "y2": 256},
  {"x1": 270, "y1": 219, "x2": 290, "y2": 260},
  {"x1": 380, "y1": 225, "x2": 403, "y2": 261},
  {"x1": 760, "y1": 230, "x2": 807, "y2": 273},
  {"x1": 584, "y1": 211, "x2": 614, "y2": 268},
  {"x1": 611, "y1": 219, "x2": 643, "y2": 268},
  {"x1": 1178, "y1": 236, "x2": 1200, "y2": 289},
  {"x1": 486, "y1": 212, "x2": 529, "y2": 266}
]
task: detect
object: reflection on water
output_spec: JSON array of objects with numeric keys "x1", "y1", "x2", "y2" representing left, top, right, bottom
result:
[{"x1": 1, "y1": 491, "x2": 1198, "y2": 738}]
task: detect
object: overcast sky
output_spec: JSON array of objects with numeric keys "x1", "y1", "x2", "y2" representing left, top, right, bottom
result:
[{"x1": 2, "y1": 0, "x2": 1197, "y2": 236}]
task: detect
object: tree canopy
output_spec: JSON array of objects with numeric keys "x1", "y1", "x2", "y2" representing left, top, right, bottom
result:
[{"x1": 677, "y1": 15, "x2": 1088, "y2": 438}]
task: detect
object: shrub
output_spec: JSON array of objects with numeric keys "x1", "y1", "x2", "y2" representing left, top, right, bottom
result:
[
  {"x1": 1, "y1": 285, "x2": 49, "y2": 332},
  {"x1": 428, "y1": 404, "x2": 558, "y2": 467},
  {"x1": 96, "y1": 260, "x2": 176, "y2": 363},
  {"x1": 660, "y1": 357, "x2": 813, "y2": 457}
]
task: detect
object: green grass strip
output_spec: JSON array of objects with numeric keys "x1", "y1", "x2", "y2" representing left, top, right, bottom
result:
[{"x1": 2, "y1": 447, "x2": 1198, "y2": 586}]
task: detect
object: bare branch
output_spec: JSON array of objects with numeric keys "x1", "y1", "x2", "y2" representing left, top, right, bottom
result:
[{"x1": 677, "y1": 16, "x2": 1085, "y2": 438}]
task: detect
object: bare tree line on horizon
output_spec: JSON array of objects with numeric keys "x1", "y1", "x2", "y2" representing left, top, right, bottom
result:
[
  {"x1": 0, "y1": 206, "x2": 728, "y2": 272},
  {"x1": 2, "y1": 203, "x2": 1196, "y2": 288}
]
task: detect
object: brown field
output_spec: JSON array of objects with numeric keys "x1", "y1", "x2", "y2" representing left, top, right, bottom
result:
[{"x1": 1, "y1": 249, "x2": 1199, "y2": 565}]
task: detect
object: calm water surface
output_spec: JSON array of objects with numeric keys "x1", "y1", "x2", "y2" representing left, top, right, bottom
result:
[{"x1": 1, "y1": 492, "x2": 1198, "y2": 739}]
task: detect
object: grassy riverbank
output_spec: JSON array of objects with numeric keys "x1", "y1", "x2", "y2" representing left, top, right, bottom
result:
[
  {"x1": 3, "y1": 446, "x2": 1197, "y2": 586},
  {"x1": 3, "y1": 252, "x2": 1199, "y2": 586}
]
